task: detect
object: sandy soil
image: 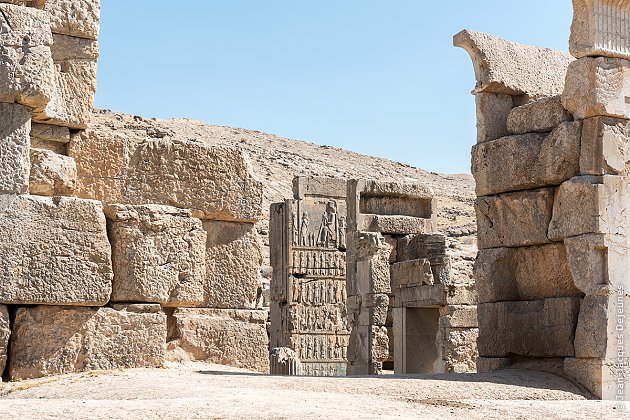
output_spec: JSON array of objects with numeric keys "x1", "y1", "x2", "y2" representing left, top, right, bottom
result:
[{"x1": 0, "y1": 362, "x2": 624, "y2": 419}]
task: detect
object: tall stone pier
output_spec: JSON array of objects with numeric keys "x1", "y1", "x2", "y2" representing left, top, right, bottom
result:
[{"x1": 456, "y1": 0, "x2": 630, "y2": 401}]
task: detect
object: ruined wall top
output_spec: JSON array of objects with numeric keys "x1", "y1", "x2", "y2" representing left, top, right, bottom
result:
[
  {"x1": 570, "y1": 0, "x2": 630, "y2": 59},
  {"x1": 453, "y1": 30, "x2": 574, "y2": 99}
]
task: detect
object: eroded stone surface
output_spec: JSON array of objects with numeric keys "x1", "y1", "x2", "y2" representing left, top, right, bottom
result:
[
  {"x1": 9, "y1": 305, "x2": 166, "y2": 380},
  {"x1": 454, "y1": 29, "x2": 574, "y2": 99},
  {"x1": 570, "y1": 0, "x2": 630, "y2": 60},
  {"x1": 580, "y1": 117, "x2": 630, "y2": 175},
  {"x1": 0, "y1": 194, "x2": 112, "y2": 305},
  {"x1": 474, "y1": 93, "x2": 513, "y2": 143},
  {"x1": 0, "y1": 3, "x2": 55, "y2": 109},
  {"x1": 69, "y1": 133, "x2": 263, "y2": 222},
  {"x1": 507, "y1": 95, "x2": 572, "y2": 134},
  {"x1": 29, "y1": 148, "x2": 77, "y2": 196},
  {"x1": 31, "y1": 122, "x2": 71, "y2": 144},
  {"x1": 562, "y1": 57, "x2": 630, "y2": 120},
  {"x1": 0, "y1": 305, "x2": 9, "y2": 375},
  {"x1": 106, "y1": 205, "x2": 207, "y2": 307},
  {"x1": 0, "y1": 103, "x2": 31, "y2": 194},
  {"x1": 475, "y1": 188, "x2": 555, "y2": 249},
  {"x1": 44, "y1": 0, "x2": 100, "y2": 40},
  {"x1": 472, "y1": 122, "x2": 581, "y2": 196},
  {"x1": 171, "y1": 308, "x2": 269, "y2": 372},
  {"x1": 477, "y1": 298, "x2": 581, "y2": 358},
  {"x1": 474, "y1": 244, "x2": 582, "y2": 304}
]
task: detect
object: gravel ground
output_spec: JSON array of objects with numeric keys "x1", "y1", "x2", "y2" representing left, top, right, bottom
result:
[{"x1": 0, "y1": 362, "x2": 624, "y2": 419}]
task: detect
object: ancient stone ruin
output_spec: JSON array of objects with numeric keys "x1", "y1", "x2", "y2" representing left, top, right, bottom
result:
[
  {"x1": 270, "y1": 177, "x2": 350, "y2": 376},
  {"x1": 345, "y1": 180, "x2": 478, "y2": 375},
  {"x1": 456, "y1": 0, "x2": 630, "y2": 401},
  {"x1": 0, "y1": 0, "x2": 268, "y2": 379}
]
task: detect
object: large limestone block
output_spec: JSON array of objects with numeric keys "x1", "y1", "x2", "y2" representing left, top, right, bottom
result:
[
  {"x1": 0, "y1": 194, "x2": 112, "y2": 305},
  {"x1": 474, "y1": 243, "x2": 583, "y2": 304},
  {"x1": 106, "y1": 205, "x2": 207, "y2": 307},
  {"x1": 31, "y1": 122, "x2": 70, "y2": 144},
  {"x1": 475, "y1": 188, "x2": 555, "y2": 249},
  {"x1": 69, "y1": 134, "x2": 263, "y2": 222},
  {"x1": 396, "y1": 233, "x2": 447, "y2": 263},
  {"x1": 472, "y1": 122, "x2": 581, "y2": 196},
  {"x1": 9, "y1": 305, "x2": 166, "y2": 380},
  {"x1": 29, "y1": 148, "x2": 77, "y2": 196},
  {"x1": 507, "y1": 95, "x2": 572, "y2": 134},
  {"x1": 454, "y1": 29, "x2": 574, "y2": 99},
  {"x1": 439, "y1": 305, "x2": 478, "y2": 328},
  {"x1": 44, "y1": 0, "x2": 100, "y2": 40},
  {"x1": 575, "y1": 294, "x2": 630, "y2": 359},
  {"x1": 0, "y1": 3, "x2": 55, "y2": 109},
  {"x1": 581, "y1": 117, "x2": 630, "y2": 175},
  {"x1": 442, "y1": 327, "x2": 478, "y2": 373},
  {"x1": 564, "y1": 357, "x2": 630, "y2": 400},
  {"x1": 0, "y1": 103, "x2": 31, "y2": 194},
  {"x1": 474, "y1": 93, "x2": 513, "y2": 143},
  {"x1": 570, "y1": 0, "x2": 630, "y2": 60},
  {"x1": 203, "y1": 221, "x2": 262, "y2": 309},
  {"x1": 35, "y1": 41, "x2": 98, "y2": 128},
  {"x1": 562, "y1": 57, "x2": 630, "y2": 119},
  {"x1": 171, "y1": 308, "x2": 269, "y2": 372},
  {"x1": 548, "y1": 175, "x2": 630, "y2": 240},
  {"x1": 350, "y1": 231, "x2": 393, "y2": 296},
  {"x1": 359, "y1": 214, "x2": 436, "y2": 235},
  {"x1": 0, "y1": 305, "x2": 8, "y2": 375},
  {"x1": 477, "y1": 298, "x2": 581, "y2": 358},
  {"x1": 565, "y1": 233, "x2": 630, "y2": 295},
  {"x1": 390, "y1": 259, "x2": 434, "y2": 289}
]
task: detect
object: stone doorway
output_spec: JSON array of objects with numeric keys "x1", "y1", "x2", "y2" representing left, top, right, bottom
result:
[{"x1": 394, "y1": 307, "x2": 441, "y2": 374}]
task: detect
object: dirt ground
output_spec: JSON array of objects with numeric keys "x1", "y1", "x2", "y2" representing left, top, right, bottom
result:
[{"x1": 0, "y1": 362, "x2": 624, "y2": 419}]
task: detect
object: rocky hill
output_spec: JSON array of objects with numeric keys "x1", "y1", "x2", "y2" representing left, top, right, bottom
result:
[{"x1": 87, "y1": 109, "x2": 477, "y2": 281}]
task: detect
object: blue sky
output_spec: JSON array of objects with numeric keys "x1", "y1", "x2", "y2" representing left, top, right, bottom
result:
[{"x1": 95, "y1": 1, "x2": 573, "y2": 174}]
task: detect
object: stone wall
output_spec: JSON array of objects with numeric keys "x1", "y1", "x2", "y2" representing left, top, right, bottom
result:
[
  {"x1": 456, "y1": 0, "x2": 630, "y2": 401},
  {"x1": 0, "y1": 0, "x2": 269, "y2": 379},
  {"x1": 345, "y1": 180, "x2": 477, "y2": 375}
]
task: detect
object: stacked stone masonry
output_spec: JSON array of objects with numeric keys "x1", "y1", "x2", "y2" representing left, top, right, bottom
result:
[
  {"x1": 345, "y1": 179, "x2": 478, "y2": 375},
  {"x1": 0, "y1": 0, "x2": 269, "y2": 379},
  {"x1": 456, "y1": 3, "x2": 630, "y2": 400}
]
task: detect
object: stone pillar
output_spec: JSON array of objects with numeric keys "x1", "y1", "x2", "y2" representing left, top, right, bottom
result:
[
  {"x1": 455, "y1": 5, "x2": 630, "y2": 401},
  {"x1": 270, "y1": 177, "x2": 349, "y2": 376}
]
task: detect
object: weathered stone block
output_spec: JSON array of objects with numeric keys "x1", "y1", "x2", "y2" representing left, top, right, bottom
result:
[
  {"x1": 477, "y1": 357, "x2": 512, "y2": 373},
  {"x1": 396, "y1": 233, "x2": 447, "y2": 263},
  {"x1": 353, "y1": 231, "x2": 392, "y2": 295},
  {"x1": 106, "y1": 205, "x2": 207, "y2": 307},
  {"x1": 31, "y1": 122, "x2": 70, "y2": 144},
  {"x1": 356, "y1": 294, "x2": 389, "y2": 326},
  {"x1": 202, "y1": 221, "x2": 262, "y2": 309},
  {"x1": 477, "y1": 298, "x2": 581, "y2": 358},
  {"x1": 507, "y1": 95, "x2": 572, "y2": 134},
  {"x1": 29, "y1": 148, "x2": 77, "y2": 196},
  {"x1": 474, "y1": 93, "x2": 513, "y2": 143},
  {"x1": 359, "y1": 214, "x2": 436, "y2": 235},
  {"x1": 562, "y1": 57, "x2": 630, "y2": 119},
  {"x1": 0, "y1": 194, "x2": 112, "y2": 305},
  {"x1": 0, "y1": 103, "x2": 31, "y2": 194},
  {"x1": 0, "y1": 304, "x2": 8, "y2": 375},
  {"x1": 44, "y1": 0, "x2": 100, "y2": 40},
  {"x1": 69, "y1": 134, "x2": 263, "y2": 222},
  {"x1": 564, "y1": 357, "x2": 630, "y2": 400},
  {"x1": 575, "y1": 294, "x2": 630, "y2": 359},
  {"x1": 569, "y1": 0, "x2": 630, "y2": 60},
  {"x1": 439, "y1": 305, "x2": 478, "y2": 328},
  {"x1": 442, "y1": 327, "x2": 478, "y2": 373},
  {"x1": 472, "y1": 122, "x2": 581, "y2": 197},
  {"x1": 0, "y1": 4, "x2": 55, "y2": 109},
  {"x1": 580, "y1": 117, "x2": 630, "y2": 175},
  {"x1": 548, "y1": 175, "x2": 630, "y2": 240},
  {"x1": 474, "y1": 243, "x2": 583, "y2": 303},
  {"x1": 565, "y1": 233, "x2": 630, "y2": 295},
  {"x1": 9, "y1": 305, "x2": 166, "y2": 380},
  {"x1": 475, "y1": 188, "x2": 555, "y2": 249},
  {"x1": 454, "y1": 29, "x2": 574, "y2": 99},
  {"x1": 171, "y1": 308, "x2": 269, "y2": 372},
  {"x1": 390, "y1": 259, "x2": 434, "y2": 288}
]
